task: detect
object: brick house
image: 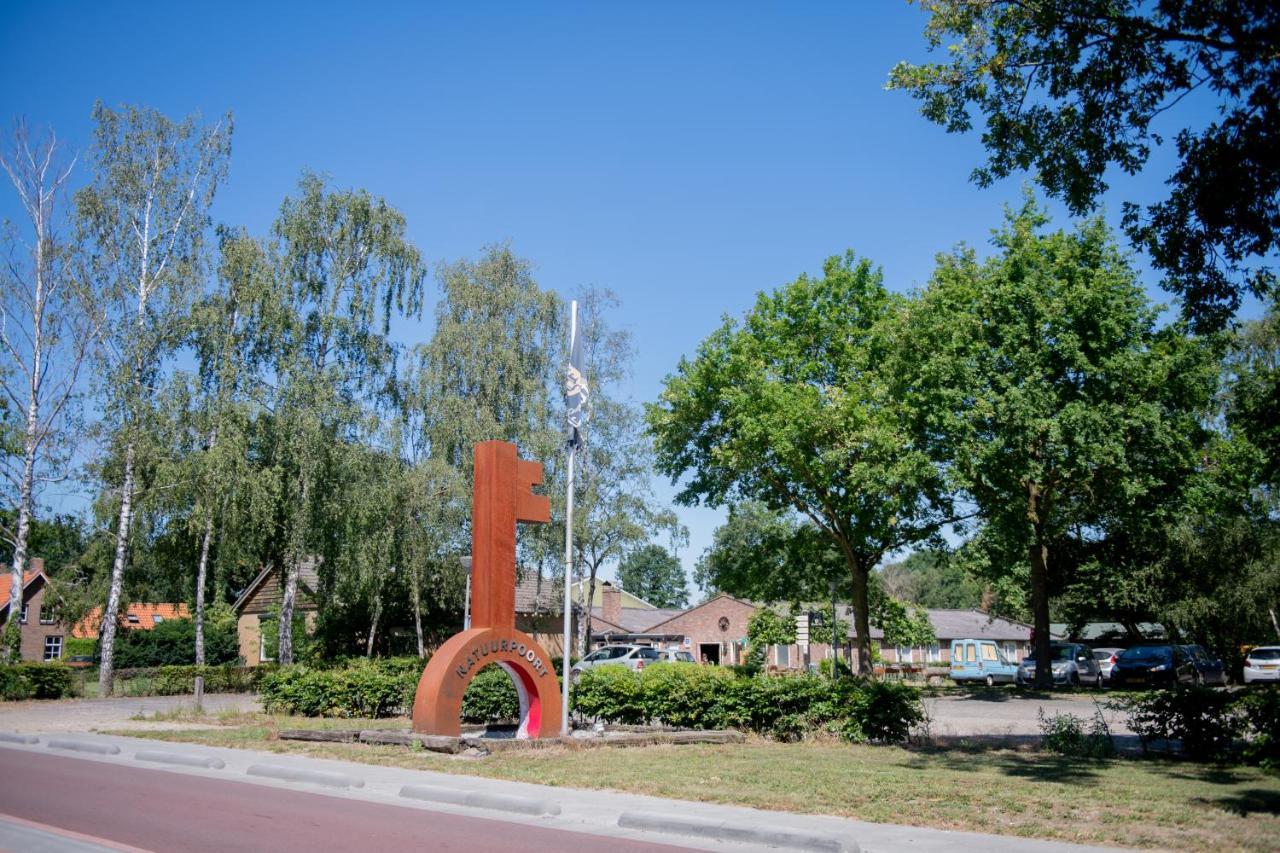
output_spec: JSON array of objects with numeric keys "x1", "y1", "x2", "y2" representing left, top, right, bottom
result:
[
  {"x1": 0, "y1": 558, "x2": 66, "y2": 662},
  {"x1": 233, "y1": 561, "x2": 321, "y2": 665},
  {"x1": 588, "y1": 585, "x2": 760, "y2": 666}
]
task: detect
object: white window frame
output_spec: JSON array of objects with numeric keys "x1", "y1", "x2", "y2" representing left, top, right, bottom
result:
[
  {"x1": 775, "y1": 644, "x2": 790, "y2": 667},
  {"x1": 19, "y1": 604, "x2": 28, "y2": 624},
  {"x1": 43, "y1": 635, "x2": 63, "y2": 661},
  {"x1": 898, "y1": 645, "x2": 913, "y2": 664},
  {"x1": 39, "y1": 604, "x2": 55, "y2": 625},
  {"x1": 928, "y1": 642, "x2": 941, "y2": 663}
]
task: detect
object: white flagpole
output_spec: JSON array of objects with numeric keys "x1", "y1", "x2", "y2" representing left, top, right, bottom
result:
[{"x1": 561, "y1": 300, "x2": 578, "y2": 738}]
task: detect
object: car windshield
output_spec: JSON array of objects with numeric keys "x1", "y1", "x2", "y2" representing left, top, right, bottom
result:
[
  {"x1": 1249, "y1": 648, "x2": 1280, "y2": 661},
  {"x1": 1120, "y1": 646, "x2": 1171, "y2": 664},
  {"x1": 1092, "y1": 650, "x2": 1115, "y2": 660}
]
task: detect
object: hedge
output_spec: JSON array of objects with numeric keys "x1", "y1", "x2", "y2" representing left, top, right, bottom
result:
[
  {"x1": 572, "y1": 663, "x2": 924, "y2": 742},
  {"x1": 1112, "y1": 685, "x2": 1280, "y2": 766},
  {"x1": 112, "y1": 664, "x2": 274, "y2": 697},
  {"x1": 0, "y1": 662, "x2": 75, "y2": 700}
]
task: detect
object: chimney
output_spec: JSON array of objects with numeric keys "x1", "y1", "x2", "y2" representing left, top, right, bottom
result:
[
  {"x1": 28, "y1": 557, "x2": 44, "y2": 574},
  {"x1": 602, "y1": 582, "x2": 621, "y2": 625}
]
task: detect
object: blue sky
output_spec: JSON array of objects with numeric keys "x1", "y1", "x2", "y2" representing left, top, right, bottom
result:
[{"x1": 0, "y1": 2, "x2": 1229, "y2": 590}]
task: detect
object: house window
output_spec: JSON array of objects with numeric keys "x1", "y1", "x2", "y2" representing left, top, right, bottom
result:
[
  {"x1": 775, "y1": 645, "x2": 790, "y2": 667},
  {"x1": 43, "y1": 635, "x2": 63, "y2": 661},
  {"x1": 1002, "y1": 641, "x2": 1018, "y2": 661},
  {"x1": 153, "y1": 615, "x2": 164, "y2": 624},
  {"x1": 39, "y1": 605, "x2": 55, "y2": 625},
  {"x1": 898, "y1": 645, "x2": 913, "y2": 664},
  {"x1": 126, "y1": 613, "x2": 140, "y2": 624},
  {"x1": 19, "y1": 604, "x2": 27, "y2": 624},
  {"x1": 928, "y1": 643, "x2": 941, "y2": 663}
]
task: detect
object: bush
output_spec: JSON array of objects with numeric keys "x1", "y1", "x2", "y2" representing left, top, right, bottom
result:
[
  {"x1": 260, "y1": 659, "x2": 417, "y2": 718},
  {"x1": 1113, "y1": 686, "x2": 1244, "y2": 763},
  {"x1": 1038, "y1": 707, "x2": 1116, "y2": 758},
  {"x1": 461, "y1": 664, "x2": 520, "y2": 724},
  {"x1": 113, "y1": 664, "x2": 272, "y2": 697},
  {"x1": 63, "y1": 637, "x2": 96, "y2": 659},
  {"x1": 0, "y1": 662, "x2": 74, "y2": 700},
  {"x1": 639, "y1": 663, "x2": 738, "y2": 729},
  {"x1": 1236, "y1": 687, "x2": 1280, "y2": 770},
  {"x1": 114, "y1": 617, "x2": 239, "y2": 668},
  {"x1": 573, "y1": 664, "x2": 646, "y2": 725},
  {"x1": 838, "y1": 679, "x2": 925, "y2": 743}
]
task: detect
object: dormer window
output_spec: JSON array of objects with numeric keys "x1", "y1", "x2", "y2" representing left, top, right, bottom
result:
[
  {"x1": 126, "y1": 613, "x2": 140, "y2": 624},
  {"x1": 152, "y1": 615, "x2": 163, "y2": 624}
]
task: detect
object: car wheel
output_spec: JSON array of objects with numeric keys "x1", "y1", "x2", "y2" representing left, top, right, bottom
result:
[
  {"x1": 1095, "y1": 673, "x2": 1103, "y2": 688},
  {"x1": 985, "y1": 674, "x2": 994, "y2": 688},
  {"x1": 1070, "y1": 672, "x2": 1080, "y2": 688}
]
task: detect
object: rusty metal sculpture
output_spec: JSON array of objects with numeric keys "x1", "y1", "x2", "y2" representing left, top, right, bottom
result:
[{"x1": 411, "y1": 441, "x2": 561, "y2": 738}]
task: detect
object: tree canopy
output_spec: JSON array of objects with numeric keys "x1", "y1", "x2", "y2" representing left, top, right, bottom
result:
[
  {"x1": 890, "y1": 0, "x2": 1280, "y2": 331},
  {"x1": 617, "y1": 544, "x2": 688, "y2": 609}
]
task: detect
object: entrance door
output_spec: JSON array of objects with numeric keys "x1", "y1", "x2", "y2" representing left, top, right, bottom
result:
[{"x1": 699, "y1": 643, "x2": 720, "y2": 665}]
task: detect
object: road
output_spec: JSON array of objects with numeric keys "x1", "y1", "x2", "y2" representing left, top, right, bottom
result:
[
  {"x1": 923, "y1": 689, "x2": 1131, "y2": 739},
  {"x1": 0, "y1": 749, "x2": 689, "y2": 853},
  {"x1": 0, "y1": 693, "x2": 260, "y2": 733}
]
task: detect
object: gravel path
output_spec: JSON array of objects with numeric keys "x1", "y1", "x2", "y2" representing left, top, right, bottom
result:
[{"x1": 0, "y1": 693, "x2": 261, "y2": 733}]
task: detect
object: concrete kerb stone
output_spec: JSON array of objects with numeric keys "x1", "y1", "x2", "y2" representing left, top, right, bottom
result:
[
  {"x1": 47, "y1": 738, "x2": 121, "y2": 756},
  {"x1": 135, "y1": 749, "x2": 226, "y2": 770},
  {"x1": 247, "y1": 763, "x2": 365, "y2": 789},
  {"x1": 399, "y1": 783, "x2": 561, "y2": 816},
  {"x1": 618, "y1": 811, "x2": 856, "y2": 853},
  {"x1": 0, "y1": 732, "x2": 39, "y2": 745}
]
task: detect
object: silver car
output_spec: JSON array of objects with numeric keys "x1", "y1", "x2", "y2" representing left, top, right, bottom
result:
[
  {"x1": 1092, "y1": 647, "x2": 1125, "y2": 682},
  {"x1": 1017, "y1": 643, "x2": 1104, "y2": 687},
  {"x1": 570, "y1": 644, "x2": 661, "y2": 681},
  {"x1": 659, "y1": 648, "x2": 696, "y2": 663}
]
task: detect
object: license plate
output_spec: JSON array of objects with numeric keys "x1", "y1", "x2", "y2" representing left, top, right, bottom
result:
[{"x1": 1262, "y1": 665, "x2": 1277, "y2": 671}]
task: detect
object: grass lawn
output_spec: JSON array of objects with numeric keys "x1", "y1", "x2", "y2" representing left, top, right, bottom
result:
[{"x1": 107, "y1": 712, "x2": 1280, "y2": 851}]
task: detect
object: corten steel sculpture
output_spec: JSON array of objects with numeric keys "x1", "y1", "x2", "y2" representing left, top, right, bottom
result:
[{"x1": 411, "y1": 441, "x2": 561, "y2": 738}]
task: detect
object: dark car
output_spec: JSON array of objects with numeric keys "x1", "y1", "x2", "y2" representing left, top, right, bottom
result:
[
  {"x1": 1180, "y1": 644, "x2": 1227, "y2": 686},
  {"x1": 1108, "y1": 644, "x2": 1196, "y2": 689}
]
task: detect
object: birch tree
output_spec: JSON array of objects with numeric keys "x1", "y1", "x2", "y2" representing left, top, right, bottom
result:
[
  {"x1": 0, "y1": 122, "x2": 97, "y2": 653},
  {"x1": 266, "y1": 173, "x2": 425, "y2": 664},
  {"x1": 76, "y1": 104, "x2": 231, "y2": 691}
]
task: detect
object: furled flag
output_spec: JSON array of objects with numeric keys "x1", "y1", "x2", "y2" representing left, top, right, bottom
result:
[{"x1": 564, "y1": 303, "x2": 590, "y2": 448}]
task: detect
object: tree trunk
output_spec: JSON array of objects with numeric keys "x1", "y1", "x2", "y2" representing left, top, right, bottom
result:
[
  {"x1": 579, "y1": 567, "x2": 598, "y2": 658},
  {"x1": 98, "y1": 441, "x2": 137, "y2": 694},
  {"x1": 279, "y1": 559, "x2": 298, "y2": 665},
  {"x1": 366, "y1": 593, "x2": 382, "y2": 658},
  {"x1": 411, "y1": 565, "x2": 424, "y2": 658},
  {"x1": 194, "y1": 512, "x2": 214, "y2": 666},
  {"x1": 5, "y1": 441, "x2": 36, "y2": 658},
  {"x1": 849, "y1": 560, "x2": 873, "y2": 676},
  {"x1": 1027, "y1": 484, "x2": 1052, "y2": 689}
]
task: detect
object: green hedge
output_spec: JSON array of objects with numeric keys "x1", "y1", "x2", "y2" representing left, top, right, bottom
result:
[
  {"x1": 1113, "y1": 685, "x2": 1280, "y2": 766},
  {"x1": 260, "y1": 658, "x2": 420, "y2": 717},
  {"x1": 0, "y1": 663, "x2": 75, "y2": 700},
  {"x1": 112, "y1": 664, "x2": 274, "y2": 697},
  {"x1": 461, "y1": 664, "x2": 521, "y2": 724},
  {"x1": 572, "y1": 663, "x2": 924, "y2": 742}
]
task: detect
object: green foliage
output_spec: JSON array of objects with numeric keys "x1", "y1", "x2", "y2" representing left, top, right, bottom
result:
[
  {"x1": 1236, "y1": 688, "x2": 1280, "y2": 771},
  {"x1": 460, "y1": 664, "x2": 520, "y2": 724},
  {"x1": 0, "y1": 662, "x2": 74, "y2": 700},
  {"x1": 889, "y1": 0, "x2": 1278, "y2": 331},
  {"x1": 650, "y1": 253, "x2": 952, "y2": 673},
  {"x1": 113, "y1": 664, "x2": 270, "y2": 697},
  {"x1": 63, "y1": 637, "x2": 96, "y2": 658},
  {"x1": 880, "y1": 549, "x2": 983, "y2": 610},
  {"x1": 618, "y1": 544, "x2": 688, "y2": 608},
  {"x1": 113, "y1": 618, "x2": 239, "y2": 668},
  {"x1": 1038, "y1": 707, "x2": 1116, "y2": 759},
  {"x1": 260, "y1": 658, "x2": 417, "y2": 718},
  {"x1": 873, "y1": 594, "x2": 935, "y2": 651},
  {"x1": 1113, "y1": 687, "x2": 1246, "y2": 763},
  {"x1": 745, "y1": 607, "x2": 797, "y2": 669},
  {"x1": 573, "y1": 663, "x2": 924, "y2": 743}
]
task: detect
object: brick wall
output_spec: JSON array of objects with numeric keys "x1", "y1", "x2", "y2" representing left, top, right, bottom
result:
[{"x1": 647, "y1": 595, "x2": 758, "y2": 665}]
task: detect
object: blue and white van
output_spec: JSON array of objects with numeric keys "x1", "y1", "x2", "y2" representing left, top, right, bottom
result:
[{"x1": 950, "y1": 639, "x2": 1018, "y2": 686}]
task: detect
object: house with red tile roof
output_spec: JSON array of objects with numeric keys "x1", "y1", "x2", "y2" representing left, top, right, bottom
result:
[{"x1": 0, "y1": 558, "x2": 67, "y2": 662}]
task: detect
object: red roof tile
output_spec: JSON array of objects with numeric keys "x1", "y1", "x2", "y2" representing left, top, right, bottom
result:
[{"x1": 72, "y1": 603, "x2": 190, "y2": 638}]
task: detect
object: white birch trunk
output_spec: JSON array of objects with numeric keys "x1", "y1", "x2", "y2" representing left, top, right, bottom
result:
[
  {"x1": 279, "y1": 558, "x2": 298, "y2": 665},
  {"x1": 98, "y1": 441, "x2": 136, "y2": 694},
  {"x1": 194, "y1": 509, "x2": 214, "y2": 666}
]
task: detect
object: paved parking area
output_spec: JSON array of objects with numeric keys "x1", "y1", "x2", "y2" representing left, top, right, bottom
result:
[{"x1": 924, "y1": 690, "x2": 1131, "y2": 739}]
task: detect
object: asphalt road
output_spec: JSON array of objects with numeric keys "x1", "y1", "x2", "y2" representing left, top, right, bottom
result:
[
  {"x1": 923, "y1": 690, "x2": 1131, "y2": 738},
  {"x1": 0, "y1": 749, "x2": 690, "y2": 853}
]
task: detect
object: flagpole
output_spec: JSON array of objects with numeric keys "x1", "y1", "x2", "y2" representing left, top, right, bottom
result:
[{"x1": 560, "y1": 300, "x2": 578, "y2": 738}]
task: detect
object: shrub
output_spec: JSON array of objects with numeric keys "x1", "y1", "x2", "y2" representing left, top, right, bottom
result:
[
  {"x1": 1113, "y1": 686, "x2": 1244, "y2": 762},
  {"x1": 114, "y1": 617, "x2": 239, "y2": 668},
  {"x1": 838, "y1": 679, "x2": 925, "y2": 743},
  {"x1": 1237, "y1": 687, "x2": 1280, "y2": 770},
  {"x1": 1038, "y1": 707, "x2": 1115, "y2": 758},
  {"x1": 113, "y1": 664, "x2": 271, "y2": 697},
  {"x1": 573, "y1": 664, "x2": 646, "y2": 724},
  {"x1": 639, "y1": 663, "x2": 737, "y2": 729},
  {"x1": 260, "y1": 659, "x2": 417, "y2": 718},
  {"x1": 63, "y1": 637, "x2": 96, "y2": 659},
  {"x1": 461, "y1": 664, "x2": 521, "y2": 724},
  {"x1": 0, "y1": 663, "x2": 74, "y2": 700}
]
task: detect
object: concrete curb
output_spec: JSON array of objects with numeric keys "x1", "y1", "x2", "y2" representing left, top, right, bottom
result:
[
  {"x1": 0, "y1": 732, "x2": 39, "y2": 745},
  {"x1": 47, "y1": 738, "x2": 121, "y2": 756},
  {"x1": 618, "y1": 811, "x2": 856, "y2": 853},
  {"x1": 135, "y1": 749, "x2": 226, "y2": 770},
  {"x1": 399, "y1": 784, "x2": 561, "y2": 816},
  {"x1": 247, "y1": 763, "x2": 364, "y2": 789}
]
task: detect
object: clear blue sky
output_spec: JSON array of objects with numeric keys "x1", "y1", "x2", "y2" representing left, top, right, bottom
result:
[{"x1": 0, "y1": 2, "x2": 1224, "y2": 590}]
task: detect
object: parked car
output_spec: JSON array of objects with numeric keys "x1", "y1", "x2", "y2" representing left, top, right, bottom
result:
[
  {"x1": 1092, "y1": 647, "x2": 1125, "y2": 682},
  {"x1": 569, "y1": 644, "x2": 661, "y2": 681},
  {"x1": 949, "y1": 639, "x2": 1018, "y2": 686},
  {"x1": 1016, "y1": 642, "x2": 1103, "y2": 687},
  {"x1": 1108, "y1": 644, "x2": 1196, "y2": 688},
  {"x1": 658, "y1": 649, "x2": 696, "y2": 663},
  {"x1": 1243, "y1": 646, "x2": 1280, "y2": 684},
  {"x1": 1180, "y1": 644, "x2": 1228, "y2": 686}
]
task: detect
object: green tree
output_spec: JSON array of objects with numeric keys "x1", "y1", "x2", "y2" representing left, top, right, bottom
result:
[
  {"x1": 649, "y1": 253, "x2": 952, "y2": 674},
  {"x1": 76, "y1": 104, "x2": 232, "y2": 692},
  {"x1": 880, "y1": 549, "x2": 984, "y2": 610},
  {"x1": 745, "y1": 606, "x2": 797, "y2": 669},
  {"x1": 695, "y1": 501, "x2": 841, "y2": 602},
  {"x1": 265, "y1": 173, "x2": 425, "y2": 664},
  {"x1": 1227, "y1": 293, "x2": 1280, "y2": 487},
  {"x1": 904, "y1": 199, "x2": 1219, "y2": 686},
  {"x1": 889, "y1": 0, "x2": 1279, "y2": 331},
  {"x1": 617, "y1": 544, "x2": 688, "y2": 609}
]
